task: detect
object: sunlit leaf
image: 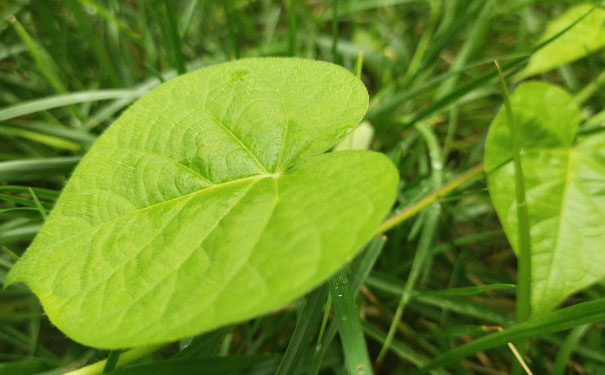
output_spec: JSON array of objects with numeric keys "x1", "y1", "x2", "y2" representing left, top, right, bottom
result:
[{"x1": 6, "y1": 58, "x2": 398, "y2": 349}]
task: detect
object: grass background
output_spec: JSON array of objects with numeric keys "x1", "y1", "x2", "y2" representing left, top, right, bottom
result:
[{"x1": 1, "y1": 0, "x2": 604, "y2": 374}]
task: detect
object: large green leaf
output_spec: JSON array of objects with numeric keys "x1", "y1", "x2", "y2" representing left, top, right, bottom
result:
[
  {"x1": 485, "y1": 81, "x2": 605, "y2": 316},
  {"x1": 517, "y1": 3, "x2": 605, "y2": 79},
  {"x1": 6, "y1": 58, "x2": 398, "y2": 348}
]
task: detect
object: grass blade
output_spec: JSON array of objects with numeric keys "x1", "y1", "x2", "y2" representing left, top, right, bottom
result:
[
  {"x1": 364, "y1": 322, "x2": 450, "y2": 375},
  {"x1": 309, "y1": 237, "x2": 386, "y2": 375},
  {"x1": 275, "y1": 285, "x2": 328, "y2": 375},
  {"x1": 0, "y1": 90, "x2": 138, "y2": 122},
  {"x1": 423, "y1": 298, "x2": 605, "y2": 371},
  {"x1": 552, "y1": 324, "x2": 590, "y2": 375},
  {"x1": 10, "y1": 17, "x2": 67, "y2": 93},
  {"x1": 329, "y1": 268, "x2": 373, "y2": 375},
  {"x1": 161, "y1": 0, "x2": 186, "y2": 74},
  {"x1": 0, "y1": 157, "x2": 81, "y2": 182}
]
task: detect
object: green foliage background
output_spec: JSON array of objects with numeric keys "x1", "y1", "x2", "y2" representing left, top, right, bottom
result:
[{"x1": 0, "y1": 0, "x2": 604, "y2": 374}]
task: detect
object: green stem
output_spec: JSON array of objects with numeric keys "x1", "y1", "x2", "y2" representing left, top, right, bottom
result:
[
  {"x1": 375, "y1": 164, "x2": 484, "y2": 235},
  {"x1": 496, "y1": 61, "x2": 532, "y2": 374}
]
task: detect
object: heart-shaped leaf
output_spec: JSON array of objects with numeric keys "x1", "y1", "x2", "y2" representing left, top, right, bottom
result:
[
  {"x1": 516, "y1": 3, "x2": 605, "y2": 80},
  {"x1": 6, "y1": 58, "x2": 398, "y2": 348},
  {"x1": 485, "y1": 81, "x2": 605, "y2": 317}
]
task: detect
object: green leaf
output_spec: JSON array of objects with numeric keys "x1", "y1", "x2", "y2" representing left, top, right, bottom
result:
[
  {"x1": 6, "y1": 58, "x2": 398, "y2": 349},
  {"x1": 485, "y1": 81, "x2": 605, "y2": 316},
  {"x1": 517, "y1": 4, "x2": 605, "y2": 79}
]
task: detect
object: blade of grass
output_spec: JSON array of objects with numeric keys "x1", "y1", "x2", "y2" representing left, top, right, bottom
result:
[
  {"x1": 364, "y1": 322, "x2": 450, "y2": 375},
  {"x1": 437, "y1": 0, "x2": 496, "y2": 158},
  {"x1": 369, "y1": 7, "x2": 595, "y2": 125},
  {"x1": 366, "y1": 274, "x2": 513, "y2": 325},
  {"x1": 103, "y1": 351, "x2": 121, "y2": 374},
  {"x1": 329, "y1": 268, "x2": 373, "y2": 375},
  {"x1": 275, "y1": 285, "x2": 328, "y2": 375},
  {"x1": 104, "y1": 355, "x2": 282, "y2": 375},
  {"x1": 323, "y1": 0, "x2": 423, "y2": 19},
  {"x1": 224, "y1": 0, "x2": 240, "y2": 59},
  {"x1": 63, "y1": 345, "x2": 164, "y2": 375},
  {"x1": 161, "y1": 0, "x2": 186, "y2": 75},
  {"x1": 65, "y1": 0, "x2": 121, "y2": 86},
  {"x1": 0, "y1": 193, "x2": 53, "y2": 210},
  {"x1": 9, "y1": 17, "x2": 67, "y2": 94},
  {"x1": 0, "y1": 90, "x2": 138, "y2": 122},
  {"x1": 1, "y1": 122, "x2": 97, "y2": 146},
  {"x1": 377, "y1": 122, "x2": 444, "y2": 362},
  {"x1": 0, "y1": 126, "x2": 81, "y2": 151},
  {"x1": 172, "y1": 327, "x2": 230, "y2": 359},
  {"x1": 543, "y1": 333, "x2": 605, "y2": 364},
  {"x1": 423, "y1": 297, "x2": 605, "y2": 371},
  {"x1": 309, "y1": 237, "x2": 386, "y2": 375},
  {"x1": 27, "y1": 187, "x2": 47, "y2": 220},
  {"x1": 78, "y1": 0, "x2": 141, "y2": 41},
  {"x1": 404, "y1": 0, "x2": 440, "y2": 83},
  {"x1": 178, "y1": 0, "x2": 200, "y2": 37},
  {"x1": 0, "y1": 224, "x2": 41, "y2": 245},
  {"x1": 552, "y1": 324, "x2": 590, "y2": 375},
  {"x1": 0, "y1": 157, "x2": 81, "y2": 182},
  {"x1": 0, "y1": 186, "x2": 59, "y2": 199},
  {"x1": 27, "y1": 297, "x2": 40, "y2": 356}
]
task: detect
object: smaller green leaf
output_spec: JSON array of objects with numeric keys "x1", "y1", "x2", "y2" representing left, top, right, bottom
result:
[
  {"x1": 517, "y1": 4, "x2": 605, "y2": 79},
  {"x1": 485, "y1": 81, "x2": 605, "y2": 316}
]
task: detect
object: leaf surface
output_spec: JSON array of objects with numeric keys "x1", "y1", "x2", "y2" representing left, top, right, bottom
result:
[
  {"x1": 6, "y1": 58, "x2": 398, "y2": 348},
  {"x1": 485, "y1": 81, "x2": 605, "y2": 316},
  {"x1": 517, "y1": 3, "x2": 605, "y2": 79}
]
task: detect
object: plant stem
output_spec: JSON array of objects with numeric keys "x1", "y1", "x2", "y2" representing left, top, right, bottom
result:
[
  {"x1": 496, "y1": 61, "x2": 532, "y2": 374},
  {"x1": 62, "y1": 344, "x2": 163, "y2": 375},
  {"x1": 375, "y1": 164, "x2": 484, "y2": 235}
]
